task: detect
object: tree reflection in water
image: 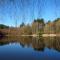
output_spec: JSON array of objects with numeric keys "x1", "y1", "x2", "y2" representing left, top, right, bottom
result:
[
  {"x1": 32, "y1": 36, "x2": 45, "y2": 51},
  {"x1": 53, "y1": 37, "x2": 60, "y2": 51},
  {"x1": 44, "y1": 37, "x2": 60, "y2": 52},
  {"x1": 0, "y1": 36, "x2": 60, "y2": 52},
  {"x1": 19, "y1": 36, "x2": 32, "y2": 48}
]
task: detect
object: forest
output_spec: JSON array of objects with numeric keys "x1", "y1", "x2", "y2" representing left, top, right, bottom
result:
[{"x1": 0, "y1": 18, "x2": 60, "y2": 36}]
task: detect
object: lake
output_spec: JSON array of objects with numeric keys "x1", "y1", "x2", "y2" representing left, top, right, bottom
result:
[{"x1": 0, "y1": 36, "x2": 60, "y2": 60}]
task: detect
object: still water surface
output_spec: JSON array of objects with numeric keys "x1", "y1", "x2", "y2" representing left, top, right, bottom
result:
[{"x1": 0, "y1": 36, "x2": 60, "y2": 60}]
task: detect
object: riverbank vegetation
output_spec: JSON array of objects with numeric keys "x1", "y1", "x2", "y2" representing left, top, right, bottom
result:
[{"x1": 0, "y1": 18, "x2": 60, "y2": 36}]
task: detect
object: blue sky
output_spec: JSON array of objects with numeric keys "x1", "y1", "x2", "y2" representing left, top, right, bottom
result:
[{"x1": 0, "y1": 0, "x2": 60, "y2": 27}]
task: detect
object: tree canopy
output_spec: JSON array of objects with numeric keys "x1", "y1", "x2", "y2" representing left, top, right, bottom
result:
[
  {"x1": 34, "y1": 18, "x2": 44, "y2": 23},
  {"x1": 20, "y1": 22, "x2": 25, "y2": 28},
  {"x1": 0, "y1": 24, "x2": 9, "y2": 29}
]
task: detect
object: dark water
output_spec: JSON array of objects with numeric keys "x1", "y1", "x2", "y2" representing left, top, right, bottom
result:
[{"x1": 0, "y1": 36, "x2": 60, "y2": 60}]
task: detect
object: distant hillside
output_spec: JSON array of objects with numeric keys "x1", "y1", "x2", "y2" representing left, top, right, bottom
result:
[{"x1": 0, "y1": 24, "x2": 9, "y2": 29}]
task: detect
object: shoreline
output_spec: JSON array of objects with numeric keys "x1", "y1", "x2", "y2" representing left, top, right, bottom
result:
[{"x1": 4, "y1": 34, "x2": 60, "y2": 37}]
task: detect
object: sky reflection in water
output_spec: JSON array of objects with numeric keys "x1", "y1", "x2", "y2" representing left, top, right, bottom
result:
[{"x1": 0, "y1": 37, "x2": 60, "y2": 60}]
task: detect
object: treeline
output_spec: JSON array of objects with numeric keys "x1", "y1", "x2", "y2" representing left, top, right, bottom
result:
[
  {"x1": 0, "y1": 24, "x2": 9, "y2": 29},
  {"x1": 0, "y1": 18, "x2": 60, "y2": 35},
  {"x1": 20, "y1": 18, "x2": 60, "y2": 35},
  {"x1": 44, "y1": 18, "x2": 60, "y2": 34}
]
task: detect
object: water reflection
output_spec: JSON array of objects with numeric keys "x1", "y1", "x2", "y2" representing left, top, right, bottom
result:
[
  {"x1": 44, "y1": 37, "x2": 60, "y2": 52},
  {"x1": 0, "y1": 36, "x2": 60, "y2": 52},
  {"x1": 19, "y1": 36, "x2": 32, "y2": 48},
  {"x1": 32, "y1": 36, "x2": 45, "y2": 51}
]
